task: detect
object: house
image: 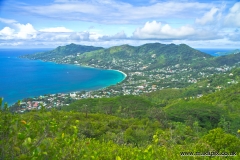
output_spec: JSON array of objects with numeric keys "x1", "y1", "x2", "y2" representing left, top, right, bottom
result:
[
  {"x1": 137, "y1": 86, "x2": 144, "y2": 89},
  {"x1": 70, "y1": 93, "x2": 76, "y2": 98},
  {"x1": 152, "y1": 85, "x2": 157, "y2": 90},
  {"x1": 33, "y1": 102, "x2": 38, "y2": 108}
]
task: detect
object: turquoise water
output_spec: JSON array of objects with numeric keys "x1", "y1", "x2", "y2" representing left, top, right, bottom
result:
[{"x1": 0, "y1": 49, "x2": 125, "y2": 105}]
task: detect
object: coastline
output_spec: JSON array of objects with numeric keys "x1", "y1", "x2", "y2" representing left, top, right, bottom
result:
[
  {"x1": 25, "y1": 57, "x2": 127, "y2": 81},
  {"x1": 110, "y1": 69, "x2": 127, "y2": 79},
  {"x1": 70, "y1": 62, "x2": 128, "y2": 81},
  {"x1": 71, "y1": 63, "x2": 127, "y2": 82},
  {"x1": 7, "y1": 57, "x2": 127, "y2": 106},
  {"x1": 21, "y1": 56, "x2": 128, "y2": 80}
]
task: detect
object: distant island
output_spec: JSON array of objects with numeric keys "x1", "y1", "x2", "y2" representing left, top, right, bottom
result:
[{"x1": 216, "y1": 49, "x2": 240, "y2": 56}]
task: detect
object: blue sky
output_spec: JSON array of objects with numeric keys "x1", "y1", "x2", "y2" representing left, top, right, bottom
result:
[{"x1": 0, "y1": 0, "x2": 240, "y2": 48}]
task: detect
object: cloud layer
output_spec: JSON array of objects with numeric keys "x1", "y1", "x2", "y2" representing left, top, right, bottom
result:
[
  {"x1": 0, "y1": 1, "x2": 240, "y2": 48},
  {"x1": 16, "y1": 0, "x2": 213, "y2": 24}
]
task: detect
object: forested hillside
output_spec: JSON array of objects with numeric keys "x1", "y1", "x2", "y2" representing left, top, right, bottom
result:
[
  {"x1": 1, "y1": 74, "x2": 240, "y2": 159},
  {"x1": 64, "y1": 43, "x2": 215, "y2": 70},
  {"x1": 1, "y1": 102, "x2": 240, "y2": 159},
  {"x1": 20, "y1": 43, "x2": 103, "y2": 62}
]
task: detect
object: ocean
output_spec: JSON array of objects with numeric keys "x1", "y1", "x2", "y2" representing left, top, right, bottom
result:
[
  {"x1": 0, "y1": 49, "x2": 125, "y2": 105},
  {"x1": 196, "y1": 48, "x2": 235, "y2": 56}
]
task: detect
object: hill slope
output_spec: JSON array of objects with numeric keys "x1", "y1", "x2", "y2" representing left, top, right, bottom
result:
[
  {"x1": 75, "y1": 43, "x2": 213, "y2": 71},
  {"x1": 20, "y1": 43, "x2": 103, "y2": 62},
  {"x1": 21, "y1": 42, "x2": 240, "y2": 72}
]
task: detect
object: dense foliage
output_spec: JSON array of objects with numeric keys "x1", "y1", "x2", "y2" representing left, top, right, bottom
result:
[
  {"x1": 1, "y1": 108, "x2": 240, "y2": 159},
  {"x1": 62, "y1": 95, "x2": 154, "y2": 118},
  {"x1": 1, "y1": 80, "x2": 240, "y2": 159},
  {"x1": 20, "y1": 43, "x2": 103, "y2": 61},
  {"x1": 76, "y1": 43, "x2": 215, "y2": 70}
]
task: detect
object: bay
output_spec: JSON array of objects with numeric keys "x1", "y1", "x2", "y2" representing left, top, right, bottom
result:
[{"x1": 0, "y1": 49, "x2": 125, "y2": 105}]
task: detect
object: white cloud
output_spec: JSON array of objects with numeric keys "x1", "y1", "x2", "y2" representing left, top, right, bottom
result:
[
  {"x1": 15, "y1": 23, "x2": 37, "y2": 39},
  {"x1": 39, "y1": 27, "x2": 73, "y2": 32},
  {"x1": 0, "y1": 23, "x2": 37, "y2": 40},
  {"x1": 0, "y1": 18, "x2": 104, "y2": 43},
  {"x1": 0, "y1": 18, "x2": 224, "y2": 48},
  {"x1": 133, "y1": 21, "x2": 195, "y2": 40},
  {"x1": 0, "y1": 27, "x2": 15, "y2": 37},
  {"x1": 225, "y1": 2, "x2": 240, "y2": 27},
  {"x1": 195, "y1": 7, "x2": 219, "y2": 25},
  {"x1": 0, "y1": 18, "x2": 37, "y2": 40},
  {"x1": 132, "y1": 21, "x2": 224, "y2": 41}
]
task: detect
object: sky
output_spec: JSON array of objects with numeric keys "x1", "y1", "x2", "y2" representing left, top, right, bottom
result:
[{"x1": 0, "y1": 0, "x2": 240, "y2": 48}]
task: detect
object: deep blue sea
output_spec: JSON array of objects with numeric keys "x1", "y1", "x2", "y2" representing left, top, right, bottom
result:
[
  {"x1": 196, "y1": 48, "x2": 235, "y2": 56},
  {"x1": 0, "y1": 49, "x2": 125, "y2": 105}
]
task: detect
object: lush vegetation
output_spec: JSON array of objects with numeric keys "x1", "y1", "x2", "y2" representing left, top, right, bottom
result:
[
  {"x1": 62, "y1": 95, "x2": 154, "y2": 119},
  {"x1": 1, "y1": 79, "x2": 240, "y2": 159},
  {"x1": 75, "y1": 43, "x2": 216, "y2": 70},
  {"x1": 20, "y1": 43, "x2": 103, "y2": 61},
  {"x1": 1, "y1": 107, "x2": 240, "y2": 159}
]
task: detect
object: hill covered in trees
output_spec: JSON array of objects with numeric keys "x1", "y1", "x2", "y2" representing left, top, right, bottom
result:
[
  {"x1": 20, "y1": 43, "x2": 103, "y2": 62},
  {"x1": 21, "y1": 43, "x2": 240, "y2": 71},
  {"x1": 74, "y1": 43, "x2": 213, "y2": 70},
  {"x1": 1, "y1": 71, "x2": 240, "y2": 159}
]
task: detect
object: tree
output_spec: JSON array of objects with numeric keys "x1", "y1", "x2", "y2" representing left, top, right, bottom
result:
[
  {"x1": 197, "y1": 128, "x2": 240, "y2": 153},
  {"x1": 165, "y1": 101, "x2": 225, "y2": 129}
]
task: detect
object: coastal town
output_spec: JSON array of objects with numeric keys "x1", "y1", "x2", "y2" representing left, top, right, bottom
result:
[{"x1": 12, "y1": 53, "x2": 240, "y2": 113}]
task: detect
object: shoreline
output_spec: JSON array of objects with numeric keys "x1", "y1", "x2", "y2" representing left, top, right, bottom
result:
[
  {"x1": 72, "y1": 63, "x2": 127, "y2": 82},
  {"x1": 23, "y1": 57, "x2": 128, "y2": 81},
  {"x1": 75, "y1": 64, "x2": 128, "y2": 80},
  {"x1": 22, "y1": 57, "x2": 128, "y2": 79},
  {"x1": 8, "y1": 58, "x2": 127, "y2": 106},
  {"x1": 110, "y1": 69, "x2": 127, "y2": 79}
]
